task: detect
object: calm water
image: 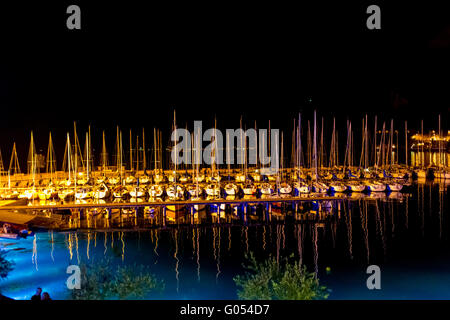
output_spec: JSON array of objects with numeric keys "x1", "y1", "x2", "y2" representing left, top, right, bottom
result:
[{"x1": 1, "y1": 181, "x2": 449, "y2": 300}]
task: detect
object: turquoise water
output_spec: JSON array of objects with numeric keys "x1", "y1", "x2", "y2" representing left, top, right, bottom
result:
[{"x1": 1, "y1": 182, "x2": 449, "y2": 300}]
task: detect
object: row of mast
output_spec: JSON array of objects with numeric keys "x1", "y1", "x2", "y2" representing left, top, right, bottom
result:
[{"x1": 0, "y1": 115, "x2": 447, "y2": 180}]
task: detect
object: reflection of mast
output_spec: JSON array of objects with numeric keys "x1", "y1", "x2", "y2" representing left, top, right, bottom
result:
[
  {"x1": 174, "y1": 229, "x2": 179, "y2": 293},
  {"x1": 344, "y1": 201, "x2": 353, "y2": 260},
  {"x1": 216, "y1": 227, "x2": 221, "y2": 282},
  {"x1": 196, "y1": 228, "x2": 200, "y2": 282}
]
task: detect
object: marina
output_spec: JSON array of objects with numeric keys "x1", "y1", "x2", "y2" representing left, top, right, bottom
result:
[
  {"x1": 1, "y1": 2, "x2": 449, "y2": 305},
  {"x1": 0, "y1": 180, "x2": 448, "y2": 299}
]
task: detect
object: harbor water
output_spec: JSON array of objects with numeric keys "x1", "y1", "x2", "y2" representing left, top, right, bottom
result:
[{"x1": 0, "y1": 181, "x2": 449, "y2": 300}]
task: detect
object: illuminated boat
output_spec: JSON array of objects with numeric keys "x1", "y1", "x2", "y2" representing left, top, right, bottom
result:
[
  {"x1": 294, "y1": 181, "x2": 311, "y2": 194},
  {"x1": 224, "y1": 183, "x2": 239, "y2": 196},
  {"x1": 259, "y1": 182, "x2": 274, "y2": 195},
  {"x1": 278, "y1": 182, "x2": 292, "y2": 195},
  {"x1": 112, "y1": 185, "x2": 128, "y2": 198},
  {"x1": 129, "y1": 186, "x2": 146, "y2": 198},
  {"x1": 148, "y1": 184, "x2": 164, "y2": 198},
  {"x1": 166, "y1": 185, "x2": 184, "y2": 200},
  {"x1": 58, "y1": 188, "x2": 75, "y2": 201},
  {"x1": 38, "y1": 187, "x2": 58, "y2": 200},
  {"x1": 75, "y1": 187, "x2": 93, "y2": 199},
  {"x1": 93, "y1": 183, "x2": 110, "y2": 199},
  {"x1": 205, "y1": 183, "x2": 221, "y2": 196}
]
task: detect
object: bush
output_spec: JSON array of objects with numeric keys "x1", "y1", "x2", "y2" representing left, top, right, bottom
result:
[
  {"x1": 234, "y1": 253, "x2": 329, "y2": 300},
  {"x1": 69, "y1": 259, "x2": 164, "y2": 300},
  {"x1": 0, "y1": 250, "x2": 14, "y2": 280}
]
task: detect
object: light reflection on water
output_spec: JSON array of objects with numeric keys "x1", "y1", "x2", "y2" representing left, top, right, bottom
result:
[{"x1": 0, "y1": 181, "x2": 449, "y2": 300}]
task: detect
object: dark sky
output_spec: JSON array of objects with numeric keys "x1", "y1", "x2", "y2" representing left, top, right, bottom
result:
[{"x1": 0, "y1": 2, "x2": 449, "y2": 167}]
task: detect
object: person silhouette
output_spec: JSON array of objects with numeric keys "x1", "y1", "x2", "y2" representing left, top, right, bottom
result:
[{"x1": 31, "y1": 287, "x2": 42, "y2": 301}]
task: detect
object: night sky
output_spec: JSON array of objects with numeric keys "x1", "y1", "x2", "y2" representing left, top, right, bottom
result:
[{"x1": 0, "y1": 2, "x2": 449, "y2": 168}]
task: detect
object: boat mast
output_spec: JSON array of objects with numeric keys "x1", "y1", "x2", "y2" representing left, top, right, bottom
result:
[
  {"x1": 85, "y1": 132, "x2": 90, "y2": 180},
  {"x1": 9, "y1": 142, "x2": 21, "y2": 175},
  {"x1": 129, "y1": 129, "x2": 133, "y2": 172},
  {"x1": 313, "y1": 110, "x2": 318, "y2": 181},
  {"x1": 154, "y1": 127, "x2": 158, "y2": 173},
  {"x1": 119, "y1": 130, "x2": 123, "y2": 181},
  {"x1": 297, "y1": 113, "x2": 302, "y2": 179},
  {"x1": 405, "y1": 121, "x2": 408, "y2": 167},
  {"x1": 73, "y1": 122, "x2": 84, "y2": 172},
  {"x1": 66, "y1": 133, "x2": 72, "y2": 183},
  {"x1": 136, "y1": 135, "x2": 139, "y2": 173},
  {"x1": 374, "y1": 116, "x2": 377, "y2": 170},
  {"x1": 0, "y1": 148, "x2": 4, "y2": 176},
  {"x1": 101, "y1": 130, "x2": 108, "y2": 175},
  {"x1": 438, "y1": 114, "x2": 441, "y2": 170},
  {"x1": 421, "y1": 120, "x2": 424, "y2": 169},
  {"x1": 142, "y1": 128, "x2": 146, "y2": 171},
  {"x1": 46, "y1": 132, "x2": 56, "y2": 183}
]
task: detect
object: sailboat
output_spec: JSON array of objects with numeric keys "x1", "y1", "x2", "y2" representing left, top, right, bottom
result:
[
  {"x1": 224, "y1": 130, "x2": 239, "y2": 196},
  {"x1": 186, "y1": 131, "x2": 204, "y2": 198},
  {"x1": 38, "y1": 133, "x2": 58, "y2": 200},
  {"x1": 434, "y1": 115, "x2": 450, "y2": 179},
  {"x1": 383, "y1": 120, "x2": 404, "y2": 191},
  {"x1": 19, "y1": 132, "x2": 38, "y2": 200},
  {"x1": 310, "y1": 112, "x2": 329, "y2": 194},
  {"x1": 58, "y1": 133, "x2": 75, "y2": 201},
  {"x1": 326, "y1": 117, "x2": 347, "y2": 193},
  {"x1": 75, "y1": 129, "x2": 94, "y2": 199},
  {"x1": 293, "y1": 114, "x2": 311, "y2": 195},
  {"x1": 166, "y1": 110, "x2": 186, "y2": 216},
  {"x1": 416, "y1": 120, "x2": 427, "y2": 179},
  {"x1": 205, "y1": 118, "x2": 221, "y2": 197},
  {"x1": 342, "y1": 120, "x2": 365, "y2": 192},
  {"x1": 2, "y1": 144, "x2": 20, "y2": 200},
  {"x1": 148, "y1": 128, "x2": 164, "y2": 198},
  {"x1": 93, "y1": 182, "x2": 110, "y2": 199},
  {"x1": 109, "y1": 127, "x2": 123, "y2": 186},
  {"x1": 278, "y1": 132, "x2": 292, "y2": 195}
]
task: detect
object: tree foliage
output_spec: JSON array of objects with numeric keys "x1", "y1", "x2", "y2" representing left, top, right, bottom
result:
[
  {"x1": 234, "y1": 253, "x2": 329, "y2": 300},
  {"x1": 69, "y1": 259, "x2": 164, "y2": 300},
  {"x1": 0, "y1": 250, "x2": 14, "y2": 280}
]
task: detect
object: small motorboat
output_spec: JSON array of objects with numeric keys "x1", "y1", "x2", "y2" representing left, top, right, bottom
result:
[
  {"x1": 0, "y1": 223, "x2": 34, "y2": 240},
  {"x1": 0, "y1": 233, "x2": 20, "y2": 240}
]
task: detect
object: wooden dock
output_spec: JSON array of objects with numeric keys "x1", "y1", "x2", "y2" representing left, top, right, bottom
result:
[{"x1": 0, "y1": 195, "x2": 344, "y2": 211}]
